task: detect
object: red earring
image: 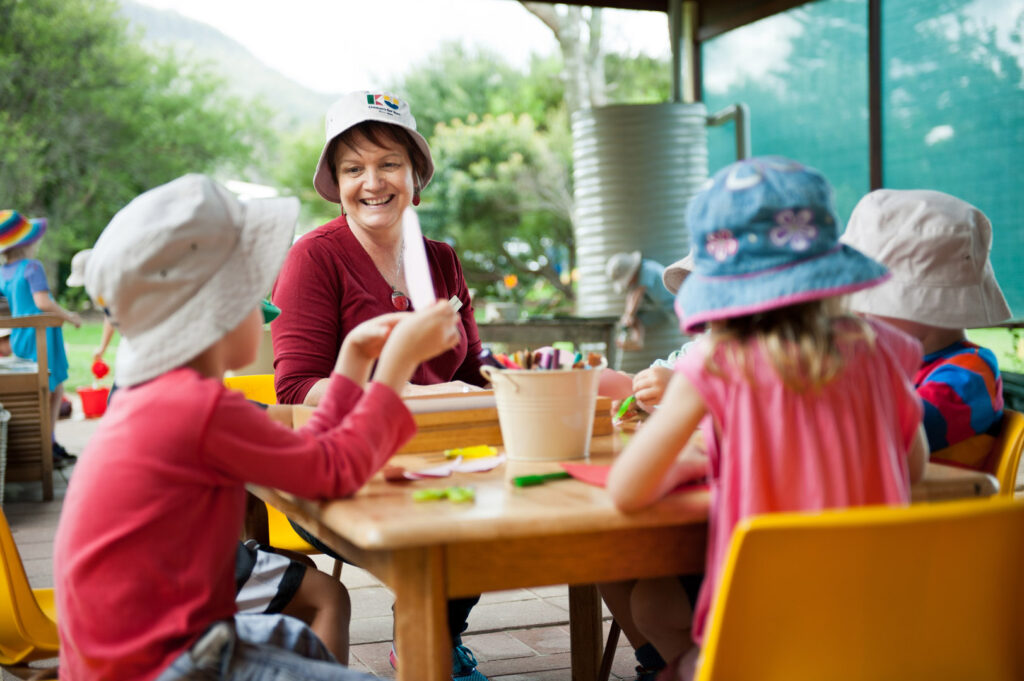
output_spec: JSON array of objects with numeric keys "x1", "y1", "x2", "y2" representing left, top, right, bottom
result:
[{"x1": 412, "y1": 194, "x2": 420, "y2": 207}]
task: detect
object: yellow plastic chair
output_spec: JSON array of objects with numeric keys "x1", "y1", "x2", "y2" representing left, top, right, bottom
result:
[
  {"x1": 695, "y1": 498, "x2": 1024, "y2": 681},
  {"x1": 224, "y1": 373, "x2": 278, "y2": 406},
  {"x1": 986, "y1": 408, "x2": 1024, "y2": 497},
  {"x1": 0, "y1": 508, "x2": 59, "y2": 674},
  {"x1": 224, "y1": 375, "x2": 341, "y2": 577}
]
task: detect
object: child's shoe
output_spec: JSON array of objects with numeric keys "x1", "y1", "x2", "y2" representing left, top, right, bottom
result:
[
  {"x1": 52, "y1": 442, "x2": 78, "y2": 468},
  {"x1": 635, "y1": 665, "x2": 661, "y2": 681},
  {"x1": 389, "y1": 643, "x2": 489, "y2": 681},
  {"x1": 451, "y1": 644, "x2": 488, "y2": 681}
]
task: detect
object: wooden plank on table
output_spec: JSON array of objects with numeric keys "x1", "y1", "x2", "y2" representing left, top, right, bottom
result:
[{"x1": 292, "y1": 395, "x2": 613, "y2": 453}]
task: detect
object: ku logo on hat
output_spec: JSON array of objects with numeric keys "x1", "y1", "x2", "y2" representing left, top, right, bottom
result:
[{"x1": 367, "y1": 93, "x2": 400, "y2": 111}]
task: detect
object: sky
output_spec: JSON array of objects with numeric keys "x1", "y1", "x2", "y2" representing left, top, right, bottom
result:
[{"x1": 132, "y1": 0, "x2": 672, "y2": 94}]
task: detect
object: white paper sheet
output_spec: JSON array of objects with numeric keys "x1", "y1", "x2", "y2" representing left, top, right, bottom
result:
[{"x1": 402, "y1": 207, "x2": 436, "y2": 311}]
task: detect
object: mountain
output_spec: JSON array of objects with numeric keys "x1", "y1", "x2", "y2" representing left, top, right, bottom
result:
[{"x1": 118, "y1": 1, "x2": 335, "y2": 129}]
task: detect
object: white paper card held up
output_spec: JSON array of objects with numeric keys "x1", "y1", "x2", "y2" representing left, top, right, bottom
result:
[{"x1": 402, "y1": 207, "x2": 436, "y2": 311}]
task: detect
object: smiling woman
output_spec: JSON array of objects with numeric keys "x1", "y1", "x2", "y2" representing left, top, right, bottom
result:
[
  {"x1": 272, "y1": 90, "x2": 485, "y2": 406},
  {"x1": 269, "y1": 89, "x2": 490, "y2": 681}
]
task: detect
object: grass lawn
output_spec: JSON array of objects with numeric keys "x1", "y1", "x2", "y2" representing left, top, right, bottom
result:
[
  {"x1": 63, "y1": 321, "x2": 120, "y2": 392},
  {"x1": 966, "y1": 327, "x2": 1024, "y2": 373},
  {"x1": 56, "y1": 321, "x2": 1024, "y2": 393}
]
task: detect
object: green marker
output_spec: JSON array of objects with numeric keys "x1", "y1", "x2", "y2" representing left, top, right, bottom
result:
[
  {"x1": 615, "y1": 395, "x2": 636, "y2": 420},
  {"x1": 512, "y1": 471, "x2": 572, "y2": 487}
]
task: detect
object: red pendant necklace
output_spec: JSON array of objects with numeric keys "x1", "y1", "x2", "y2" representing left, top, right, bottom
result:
[
  {"x1": 386, "y1": 243, "x2": 408, "y2": 310},
  {"x1": 390, "y1": 288, "x2": 409, "y2": 311}
]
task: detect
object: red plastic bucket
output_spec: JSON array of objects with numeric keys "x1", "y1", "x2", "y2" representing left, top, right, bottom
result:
[{"x1": 77, "y1": 387, "x2": 110, "y2": 418}]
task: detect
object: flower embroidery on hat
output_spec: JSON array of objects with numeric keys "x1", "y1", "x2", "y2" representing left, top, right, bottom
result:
[
  {"x1": 770, "y1": 209, "x2": 818, "y2": 251},
  {"x1": 706, "y1": 229, "x2": 740, "y2": 262}
]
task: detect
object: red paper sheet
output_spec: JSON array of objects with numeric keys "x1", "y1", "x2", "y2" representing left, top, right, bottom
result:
[{"x1": 560, "y1": 463, "x2": 708, "y2": 494}]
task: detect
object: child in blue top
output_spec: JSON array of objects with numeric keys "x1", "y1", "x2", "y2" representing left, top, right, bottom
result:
[{"x1": 0, "y1": 211, "x2": 82, "y2": 465}]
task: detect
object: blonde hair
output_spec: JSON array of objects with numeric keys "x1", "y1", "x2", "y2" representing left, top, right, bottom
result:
[{"x1": 704, "y1": 297, "x2": 875, "y2": 392}]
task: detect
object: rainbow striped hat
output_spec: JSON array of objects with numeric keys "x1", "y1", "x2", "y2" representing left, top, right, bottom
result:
[{"x1": 0, "y1": 211, "x2": 47, "y2": 253}]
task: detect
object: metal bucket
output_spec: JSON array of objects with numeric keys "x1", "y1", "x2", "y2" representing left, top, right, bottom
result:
[{"x1": 480, "y1": 360, "x2": 605, "y2": 461}]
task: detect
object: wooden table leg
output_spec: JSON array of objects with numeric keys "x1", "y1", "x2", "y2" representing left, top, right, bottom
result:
[
  {"x1": 569, "y1": 584, "x2": 603, "y2": 681},
  {"x1": 393, "y1": 546, "x2": 451, "y2": 681}
]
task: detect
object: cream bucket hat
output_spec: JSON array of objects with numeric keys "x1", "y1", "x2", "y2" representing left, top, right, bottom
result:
[
  {"x1": 606, "y1": 251, "x2": 642, "y2": 294},
  {"x1": 312, "y1": 90, "x2": 434, "y2": 204},
  {"x1": 841, "y1": 189, "x2": 1011, "y2": 329},
  {"x1": 662, "y1": 251, "x2": 695, "y2": 296},
  {"x1": 66, "y1": 248, "x2": 92, "y2": 287},
  {"x1": 85, "y1": 174, "x2": 299, "y2": 387}
]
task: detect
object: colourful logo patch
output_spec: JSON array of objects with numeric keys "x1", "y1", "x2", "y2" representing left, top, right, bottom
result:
[{"x1": 366, "y1": 93, "x2": 401, "y2": 111}]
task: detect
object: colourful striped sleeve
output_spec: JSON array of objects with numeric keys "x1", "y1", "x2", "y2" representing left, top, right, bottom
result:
[{"x1": 917, "y1": 345, "x2": 1003, "y2": 451}]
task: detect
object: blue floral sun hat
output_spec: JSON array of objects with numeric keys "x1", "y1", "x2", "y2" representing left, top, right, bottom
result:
[{"x1": 675, "y1": 156, "x2": 889, "y2": 333}]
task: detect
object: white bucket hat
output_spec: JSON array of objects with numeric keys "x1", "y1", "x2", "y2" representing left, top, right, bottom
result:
[
  {"x1": 66, "y1": 248, "x2": 92, "y2": 287},
  {"x1": 312, "y1": 90, "x2": 434, "y2": 204},
  {"x1": 85, "y1": 174, "x2": 299, "y2": 387},
  {"x1": 841, "y1": 189, "x2": 1011, "y2": 329},
  {"x1": 662, "y1": 251, "x2": 695, "y2": 295},
  {"x1": 606, "y1": 251, "x2": 642, "y2": 294}
]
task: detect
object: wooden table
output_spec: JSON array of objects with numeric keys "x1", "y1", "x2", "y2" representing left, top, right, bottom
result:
[{"x1": 250, "y1": 436, "x2": 998, "y2": 681}]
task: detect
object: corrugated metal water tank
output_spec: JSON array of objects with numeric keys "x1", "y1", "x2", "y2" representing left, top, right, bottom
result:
[{"x1": 572, "y1": 103, "x2": 709, "y2": 372}]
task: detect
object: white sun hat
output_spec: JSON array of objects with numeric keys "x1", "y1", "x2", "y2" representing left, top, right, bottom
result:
[
  {"x1": 605, "y1": 251, "x2": 642, "y2": 294},
  {"x1": 841, "y1": 189, "x2": 1011, "y2": 329},
  {"x1": 66, "y1": 248, "x2": 92, "y2": 287},
  {"x1": 312, "y1": 90, "x2": 435, "y2": 204},
  {"x1": 85, "y1": 174, "x2": 299, "y2": 387}
]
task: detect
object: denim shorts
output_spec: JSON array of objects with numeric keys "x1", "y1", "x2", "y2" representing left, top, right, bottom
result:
[{"x1": 155, "y1": 613, "x2": 374, "y2": 681}]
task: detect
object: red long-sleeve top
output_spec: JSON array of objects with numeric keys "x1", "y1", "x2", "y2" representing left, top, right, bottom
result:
[
  {"x1": 54, "y1": 367, "x2": 415, "y2": 680},
  {"x1": 272, "y1": 216, "x2": 486, "y2": 404}
]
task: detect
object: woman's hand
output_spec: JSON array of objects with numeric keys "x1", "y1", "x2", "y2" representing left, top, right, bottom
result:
[{"x1": 632, "y1": 366, "x2": 674, "y2": 410}]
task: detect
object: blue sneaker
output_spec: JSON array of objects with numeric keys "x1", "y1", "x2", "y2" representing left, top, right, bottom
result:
[
  {"x1": 452, "y1": 644, "x2": 488, "y2": 681},
  {"x1": 390, "y1": 643, "x2": 489, "y2": 681}
]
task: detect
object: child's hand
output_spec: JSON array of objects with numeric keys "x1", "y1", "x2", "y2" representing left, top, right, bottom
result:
[
  {"x1": 334, "y1": 313, "x2": 405, "y2": 384},
  {"x1": 66, "y1": 312, "x2": 82, "y2": 328},
  {"x1": 632, "y1": 366, "x2": 674, "y2": 410},
  {"x1": 385, "y1": 300, "x2": 460, "y2": 365},
  {"x1": 374, "y1": 301, "x2": 460, "y2": 392},
  {"x1": 343, "y1": 313, "x2": 405, "y2": 362}
]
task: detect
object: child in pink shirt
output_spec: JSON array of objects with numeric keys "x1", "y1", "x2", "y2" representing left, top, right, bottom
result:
[
  {"x1": 607, "y1": 157, "x2": 928, "y2": 680},
  {"x1": 53, "y1": 174, "x2": 463, "y2": 681}
]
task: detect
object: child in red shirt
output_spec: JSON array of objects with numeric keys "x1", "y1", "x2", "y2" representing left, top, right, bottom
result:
[{"x1": 53, "y1": 174, "x2": 462, "y2": 681}]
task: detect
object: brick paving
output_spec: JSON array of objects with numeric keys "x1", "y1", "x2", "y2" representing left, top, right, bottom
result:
[{"x1": 2, "y1": 404, "x2": 642, "y2": 681}]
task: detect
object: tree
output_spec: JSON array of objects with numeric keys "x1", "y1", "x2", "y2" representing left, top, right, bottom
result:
[
  {"x1": 0, "y1": 0, "x2": 272, "y2": 288},
  {"x1": 520, "y1": 2, "x2": 607, "y2": 113},
  {"x1": 428, "y1": 111, "x2": 575, "y2": 306},
  {"x1": 391, "y1": 42, "x2": 565, "y2": 139}
]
